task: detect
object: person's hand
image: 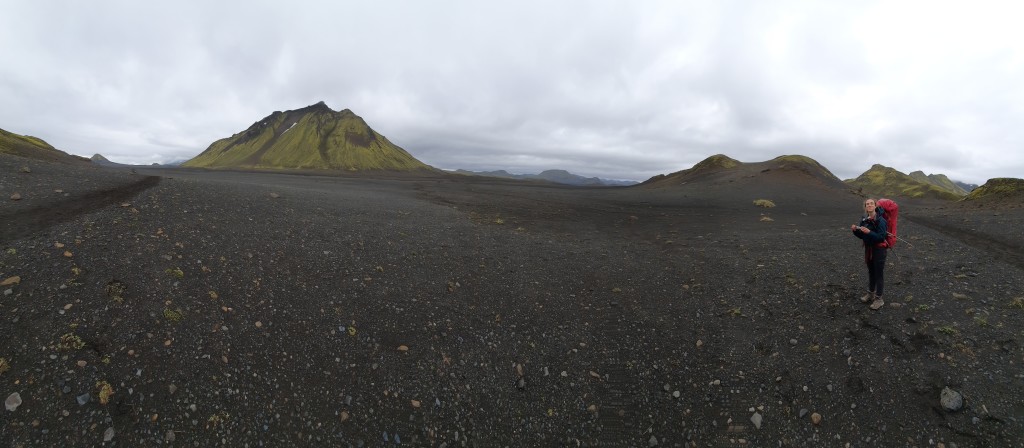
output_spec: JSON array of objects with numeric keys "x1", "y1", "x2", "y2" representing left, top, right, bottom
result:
[{"x1": 850, "y1": 224, "x2": 857, "y2": 231}]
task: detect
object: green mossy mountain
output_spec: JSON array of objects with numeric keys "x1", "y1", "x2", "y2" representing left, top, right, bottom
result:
[
  {"x1": 908, "y1": 171, "x2": 969, "y2": 196},
  {"x1": 183, "y1": 102, "x2": 432, "y2": 171},
  {"x1": 846, "y1": 164, "x2": 963, "y2": 200},
  {"x1": 640, "y1": 154, "x2": 844, "y2": 189},
  {"x1": 0, "y1": 127, "x2": 88, "y2": 163},
  {"x1": 963, "y1": 178, "x2": 1024, "y2": 201}
]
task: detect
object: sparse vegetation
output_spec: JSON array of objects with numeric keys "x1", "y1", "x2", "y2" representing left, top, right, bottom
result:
[
  {"x1": 916, "y1": 304, "x2": 931, "y2": 312},
  {"x1": 1011, "y1": 297, "x2": 1024, "y2": 310},
  {"x1": 0, "y1": 357, "x2": 9, "y2": 374},
  {"x1": 165, "y1": 267, "x2": 184, "y2": 278},
  {"x1": 96, "y1": 381, "x2": 114, "y2": 405},
  {"x1": 107, "y1": 280, "x2": 126, "y2": 303},
  {"x1": 753, "y1": 199, "x2": 776, "y2": 208},
  {"x1": 164, "y1": 308, "x2": 184, "y2": 322},
  {"x1": 937, "y1": 325, "x2": 959, "y2": 336},
  {"x1": 58, "y1": 333, "x2": 86, "y2": 350},
  {"x1": 207, "y1": 410, "x2": 230, "y2": 428},
  {"x1": 493, "y1": 217, "x2": 505, "y2": 225}
]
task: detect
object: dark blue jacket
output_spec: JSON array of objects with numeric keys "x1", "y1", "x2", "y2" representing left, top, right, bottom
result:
[{"x1": 853, "y1": 207, "x2": 888, "y2": 247}]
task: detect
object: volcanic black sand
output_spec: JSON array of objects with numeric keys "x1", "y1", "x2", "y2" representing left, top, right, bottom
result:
[{"x1": 1, "y1": 153, "x2": 1022, "y2": 447}]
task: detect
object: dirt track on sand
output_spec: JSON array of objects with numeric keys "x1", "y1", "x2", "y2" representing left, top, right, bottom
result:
[{"x1": 1, "y1": 156, "x2": 1022, "y2": 446}]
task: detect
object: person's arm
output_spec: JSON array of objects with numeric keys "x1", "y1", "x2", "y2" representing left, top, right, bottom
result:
[{"x1": 863, "y1": 217, "x2": 887, "y2": 244}]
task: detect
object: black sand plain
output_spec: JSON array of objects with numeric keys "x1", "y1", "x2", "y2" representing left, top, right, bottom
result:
[{"x1": 1, "y1": 153, "x2": 1022, "y2": 447}]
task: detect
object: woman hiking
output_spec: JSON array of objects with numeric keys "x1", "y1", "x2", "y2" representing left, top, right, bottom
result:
[{"x1": 851, "y1": 198, "x2": 888, "y2": 310}]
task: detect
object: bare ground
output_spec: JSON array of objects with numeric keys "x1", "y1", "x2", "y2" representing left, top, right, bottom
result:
[{"x1": 1, "y1": 154, "x2": 1022, "y2": 447}]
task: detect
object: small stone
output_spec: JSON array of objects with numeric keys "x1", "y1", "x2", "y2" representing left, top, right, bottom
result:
[
  {"x1": 20, "y1": 166, "x2": 30, "y2": 173},
  {"x1": 672, "y1": 390, "x2": 680, "y2": 398},
  {"x1": 255, "y1": 321, "x2": 263, "y2": 328},
  {"x1": 63, "y1": 251, "x2": 73, "y2": 258},
  {"x1": 410, "y1": 400, "x2": 420, "y2": 408},
  {"x1": 76, "y1": 360, "x2": 87, "y2": 367},
  {"x1": 269, "y1": 192, "x2": 280, "y2": 198},
  {"x1": 397, "y1": 345, "x2": 409, "y2": 352},
  {"x1": 5, "y1": 392, "x2": 22, "y2": 411},
  {"x1": 799, "y1": 408, "x2": 808, "y2": 418},
  {"x1": 696, "y1": 339, "x2": 703, "y2": 348},
  {"x1": 649, "y1": 434, "x2": 659, "y2": 447},
  {"x1": 811, "y1": 412, "x2": 822, "y2": 425},
  {"x1": 340, "y1": 411, "x2": 350, "y2": 422},
  {"x1": 103, "y1": 427, "x2": 114, "y2": 442},
  {"x1": 789, "y1": 339, "x2": 797, "y2": 346},
  {"x1": 560, "y1": 371, "x2": 568, "y2": 377},
  {"x1": 77, "y1": 393, "x2": 90, "y2": 405},
  {"x1": 663, "y1": 383, "x2": 670, "y2": 392},
  {"x1": 0, "y1": 276, "x2": 20, "y2": 286},
  {"x1": 166, "y1": 431, "x2": 176, "y2": 442},
  {"x1": 826, "y1": 384, "x2": 833, "y2": 392},
  {"x1": 516, "y1": 378, "x2": 526, "y2": 389},
  {"x1": 751, "y1": 412, "x2": 763, "y2": 429},
  {"x1": 169, "y1": 384, "x2": 177, "y2": 395},
  {"x1": 587, "y1": 404, "x2": 597, "y2": 412},
  {"x1": 941, "y1": 387, "x2": 963, "y2": 411},
  {"x1": 10, "y1": 193, "x2": 22, "y2": 201}
]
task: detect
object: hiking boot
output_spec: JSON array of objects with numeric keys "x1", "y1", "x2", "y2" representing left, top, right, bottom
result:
[
  {"x1": 860, "y1": 292, "x2": 874, "y2": 303},
  {"x1": 870, "y1": 296, "x2": 885, "y2": 310}
]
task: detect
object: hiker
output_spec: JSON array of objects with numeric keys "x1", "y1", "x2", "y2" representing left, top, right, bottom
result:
[{"x1": 851, "y1": 198, "x2": 888, "y2": 310}]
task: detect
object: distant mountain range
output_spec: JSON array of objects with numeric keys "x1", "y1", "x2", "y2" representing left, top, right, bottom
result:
[
  {"x1": 2, "y1": 119, "x2": 1012, "y2": 203},
  {"x1": 182, "y1": 102, "x2": 431, "y2": 171},
  {"x1": 453, "y1": 169, "x2": 638, "y2": 186}
]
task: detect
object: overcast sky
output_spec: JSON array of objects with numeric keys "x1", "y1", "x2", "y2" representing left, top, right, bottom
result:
[{"x1": 2, "y1": 1, "x2": 1022, "y2": 183}]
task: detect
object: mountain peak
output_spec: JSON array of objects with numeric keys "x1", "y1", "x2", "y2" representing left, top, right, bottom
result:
[{"x1": 183, "y1": 104, "x2": 431, "y2": 171}]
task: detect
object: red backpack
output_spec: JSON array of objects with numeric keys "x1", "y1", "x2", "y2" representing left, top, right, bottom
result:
[{"x1": 876, "y1": 198, "x2": 898, "y2": 248}]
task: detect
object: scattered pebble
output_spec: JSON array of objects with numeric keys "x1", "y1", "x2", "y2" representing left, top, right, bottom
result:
[
  {"x1": 941, "y1": 387, "x2": 963, "y2": 411},
  {"x1": 751, "y1": 412, "x2": 763, "y2": 429},
  {"x1": 103, "y1": 427, "x2": 114, "y2": 442},
  {"x1": 811, "y1": 412, "x2": 822, "y2": 425},
  {"x1": 10, "y1": 193, "x2": 21, "y2": 201},
  {"x1": 5, "y1": 392, "x2": 22, "y2": 411},
  {"x1": 648, "y1": 435, "x2": 659, "y2": 447}
]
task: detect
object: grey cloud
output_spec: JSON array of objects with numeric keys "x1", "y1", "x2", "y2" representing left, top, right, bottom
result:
[{"x1": 1, "y1": 1, "x2": 1021, "y2": 184}]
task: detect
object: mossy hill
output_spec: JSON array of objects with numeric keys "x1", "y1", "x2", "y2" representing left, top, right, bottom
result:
[
  {"x1": 0, "y1": 127, "x2": 88, "y2": 163},
  {"x1": 640, "y1": 154, "x2": 843, "y2": 188},
  {"x1": 183, "y1": 102, "x2": 431, "y2": 171},
  {"x1": 909, "y1": 171, "x2": 970, "y2": 196},
  {"x1": 846, "y1": 164, "x2": 964, "y2": 200},
  {"x1": 963, "y1": 178, "x2": 1024, "y2": 201}
]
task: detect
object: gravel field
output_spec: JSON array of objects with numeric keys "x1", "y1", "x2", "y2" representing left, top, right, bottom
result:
[{"x1": 1, "y1": 154, "x2": 1022, "y2": 447}]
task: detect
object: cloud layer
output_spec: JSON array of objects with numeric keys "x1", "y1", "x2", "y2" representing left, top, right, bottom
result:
[{"x1": 2, "y1": 1, "x2": 1021, "y2": 183}]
